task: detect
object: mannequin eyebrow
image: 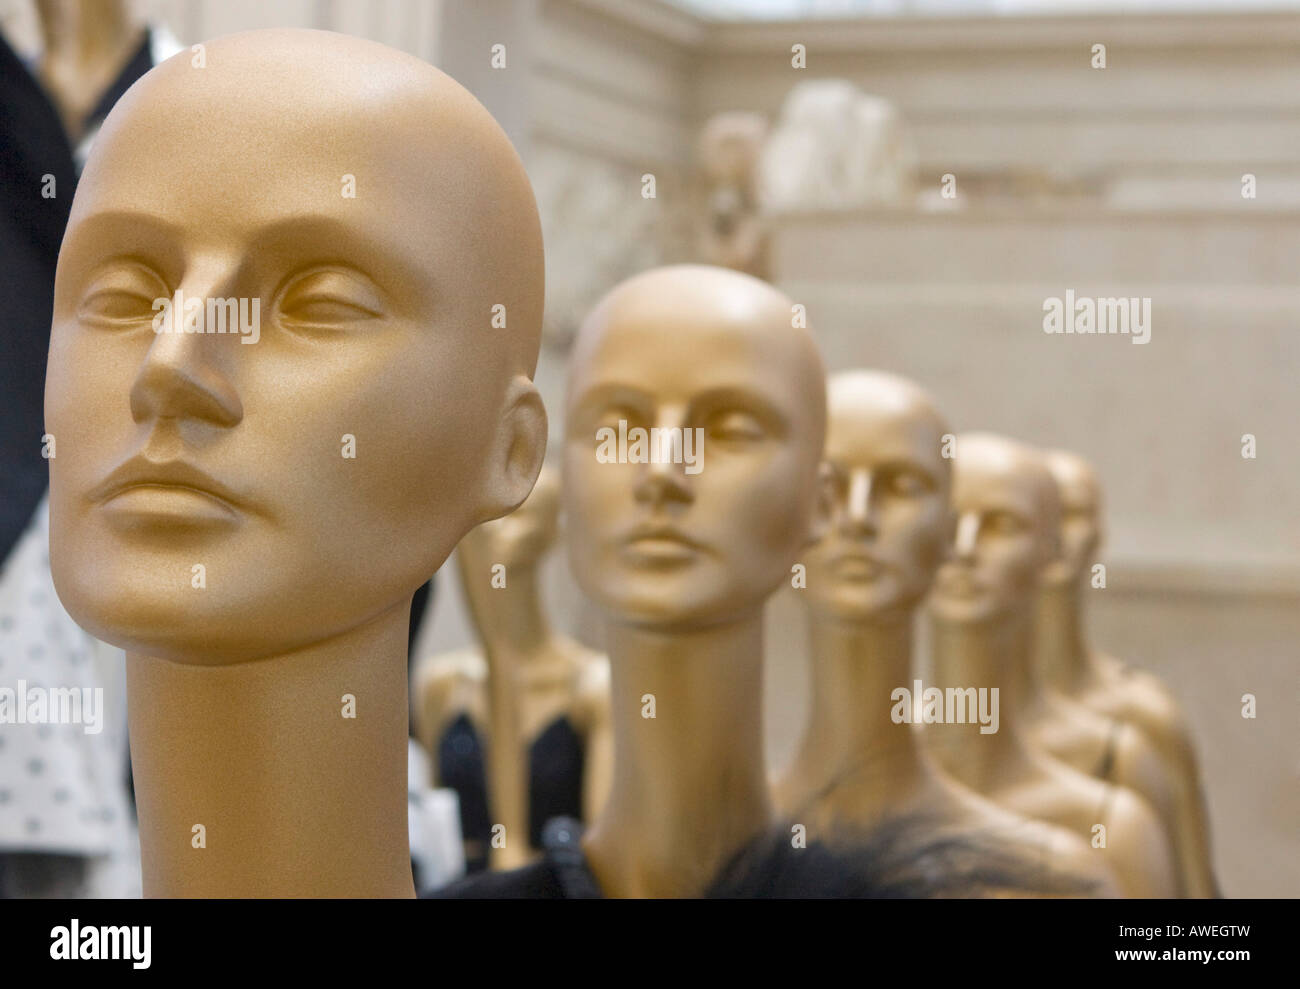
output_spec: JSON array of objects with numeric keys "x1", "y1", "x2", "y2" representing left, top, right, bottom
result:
[
  {"x1": 689, "y1": 386, "x2": 787, "y2": 434},
  {"x1": 570, "y1": 384, "x2": 654, "y2": 422},
  {"x1": 64, "y1": 210, "x2": 422, "y2": 298},
  {"x1": 245, "y1": 216, "x2": 424, "y2": 298},
  {"x1": 63, "y1": 210, "x2": 183, "y2": 266}
]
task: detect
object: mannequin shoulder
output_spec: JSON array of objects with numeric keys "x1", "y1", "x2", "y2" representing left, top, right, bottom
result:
[
  {"x1": 1035, "y1": 823, "x2": 1123, "y2": 898},
  {"x1": 413, "y1": 648, "x2": 487, "y2": 691},
  {"x1": 1102, "y1": 786, "x2": 1179, "y2": 896},
  {"x1": 570, "y1": 649, "x2": 612, "y2": 728},
  {"x1": 1095, "y1": 655, "x2": 1197, "y2": 758},
  {"x1": 1111, "y1": 723, "x2": 1177, "y2": 808},
  {"x1": 573, "y1": 649, "x2": 611, "y2": 694},
  {"x1": 411, "y1": 648, "x2": 487, "y2": 732},
  {"x1": 1099, "y1": 654, "x2": 1190, "y2": 728}
]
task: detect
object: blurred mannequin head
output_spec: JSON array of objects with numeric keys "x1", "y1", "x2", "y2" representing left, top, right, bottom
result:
[
  {"x1": 458, "y1": 463, "x2": 560, "y2": 573},
  {"x1": 805, "y1": 370, "x2": 950, "y2": 623},
  {"x1": 1040, "y1": 449, "x2": 1104, "y2": 589},
  {"x1": 930, "y1": 433, "x2": 1060, "y2": 626},
  {"x1": 563, "y1": 264, "x2": 827, "y2": 631},
  {"x1": 45, "y1": 30, "x2": 547, "y2": 664}
]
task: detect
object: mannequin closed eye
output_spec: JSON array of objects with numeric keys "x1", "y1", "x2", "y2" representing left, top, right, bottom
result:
[
  {"x1": 982, "y1": 511, "x2": 1029, "y2": 537},
  {"x1": 77, "y1": 261, "x2": 169, "y2": 326},
  {"x1": 701, "y1": 409, "x2": 765, "y2": 442},
  {"x1": 881, "y1": 466, "x2": 933, "y2": 497},
  {"x1": 275, "y1": 268, "x2": 385, "y2": 327},
  {"x1": 825, "y1": 461, "x2": 936, "y2": 502}
]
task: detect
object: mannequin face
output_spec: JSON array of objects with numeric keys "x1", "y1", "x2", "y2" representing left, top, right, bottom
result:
[
  {"x1": 930, "y1": 434, "x2": 1060, "y2": 626},
  {"x1": 460, "y1": 465, "x2": 560, "y2": 571},
  {"x1": 45, "y1": 30, "x2": 546, "y2": 664},
  {"x1": 563, "y1": 265, "x2": 827, "y2": 630},
  {"x1": 806, "y1": 371, "x2": 950, "y2": 622},
  {"x1": 1041, "y1": 450, "x2": 1103, "y2": 588}
]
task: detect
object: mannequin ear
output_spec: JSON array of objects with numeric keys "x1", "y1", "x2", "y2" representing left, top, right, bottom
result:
[
  {"x1": 806, "y1": 460, "x2": 837, "y2": 546},
  {"x1": 475, "y1": 374, "x2": 548, "y2": 525}
]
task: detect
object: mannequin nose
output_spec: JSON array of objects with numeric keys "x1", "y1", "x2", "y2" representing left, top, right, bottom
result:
[
  {"x1": 633, "y1": 411, "x2": 693, "y2": 507},
  {"x1": 953, "y1": 511, "x2": 981, "y2": 561},
  {"x1": 841, "y1": 467, "x2": 876, "y2": 536},
  {"x1": 129, "y1": 283, "x2": 244, "y2": 429}
]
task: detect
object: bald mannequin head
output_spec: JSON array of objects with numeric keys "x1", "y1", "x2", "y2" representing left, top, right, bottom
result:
[
  {"x1": 1041, "y1": 449, "x2": 1104, "y2": 589},
  {"x1": 806, "y1": 370, "x2": 951, "y2": 622},
  {"x1": 563, "y1": 264, "x2": 827, "y2": 630},
  {"x1": 930, "y1": 433, "x2": 1061, "y2": 626},
  {"x1": 46, "y1": 30, "x2": 547, "y2": 663},
  {"x1": 459, "y1": 463, "x2": 561, "y2": 574}
]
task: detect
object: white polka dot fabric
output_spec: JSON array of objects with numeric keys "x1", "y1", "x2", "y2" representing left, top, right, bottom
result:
[{"x1": 0, "y1": 495, "x2": 133, "y2": 866}]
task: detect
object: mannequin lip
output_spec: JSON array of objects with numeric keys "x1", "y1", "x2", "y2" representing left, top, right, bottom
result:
[
  {"x1": 829, "y1": 547, "x2": 884, "y2": 579},
  {"x1": 88, "y1": 456, "x2": 244, "y2": 522},
  {"x1": 621, "y1": 523, "x2": 703, "y2": 564},
  {"x1": 934, "y1": 566, "x2": 981, "y2": 599}
]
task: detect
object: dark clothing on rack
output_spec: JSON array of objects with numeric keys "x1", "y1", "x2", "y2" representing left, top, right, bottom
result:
[
  {"x1": 436, "y1": 713, "x2": 586, "y2": 874},
  {"x1": 0, "y1": 30, "x2": 152, "y2": 565}
]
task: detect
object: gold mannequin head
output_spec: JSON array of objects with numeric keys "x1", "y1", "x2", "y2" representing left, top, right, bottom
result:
[
  {"x1": 1039, "y1": 449, "x2": 1104, "y2": 590},
  {"x1": 458, "y1": 464, "x2": 561, "y2": 575},
  {"x1": 805, "y1": 370, "x2": 951, "y2": 623},
  {"x1": 562, "y1": 264, "x2": 827, "y2": 631},
  {"x1": 930, "y1": 433, "x2": 1061, "y2": 626},
  {"x1": 45, "y1": 29, "x2": 548, "y2": 665}
]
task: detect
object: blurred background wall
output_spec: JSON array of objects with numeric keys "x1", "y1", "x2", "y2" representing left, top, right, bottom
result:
[{"x1": 4, "y1": 0, "x2": 1294, "y2": 896}]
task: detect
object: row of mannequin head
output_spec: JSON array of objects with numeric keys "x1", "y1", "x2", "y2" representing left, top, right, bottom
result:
[
  {"x1": 476, "y1": 265, "x2": 1103, "y2": 657},
  {"x1": 41, "y1": 29, "x2": 1206, "y2": 897}
]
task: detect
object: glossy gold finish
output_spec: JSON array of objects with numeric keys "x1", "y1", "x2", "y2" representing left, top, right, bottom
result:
[
  {"x1": 412, "y1": 466, "x2": 612, "y2": 870},
  {"x1": 925, "y1": 433, "x2": 1178, "y2": 897},
  {"x1": 45, "y1": 29, "x2": 547, "y2": 896},
  {"x1": 562, "y1": 264, "x2": 828, "y2": 896},
  {"x1": 1036, "y1": 449, "x2": 1219, "y2": 896},
  {"x1": 778, "y1": 371, "x2": 1120, "y2": 896}
]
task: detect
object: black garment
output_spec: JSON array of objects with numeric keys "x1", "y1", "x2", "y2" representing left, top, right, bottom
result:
[
  {"x1": 430, "y1": 817, "x2": 599, "y2": 898},
  {"x1": 0, "y1": 30, "x2": 153, "y2": 564},
  {"x1": 436, "y1": 712, "x2": 586, "y2": 874},
  {"x1": 437, "y1": 713, "x2": 492, "y2": 873},
  {"x1": 430, "y1": 813, "x2": 1104, "y2": 899},
  {"x1": 528, "y1": 716, "x2": 585, "y2": 848}
]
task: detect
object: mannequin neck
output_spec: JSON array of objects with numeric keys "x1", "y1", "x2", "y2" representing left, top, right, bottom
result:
[
  {"x1": 924, "y1": 608, "x2": 1036, "y2": 790},
  {"x1": 584, "y1": 611, "x2": 771, "y2": 897},
  {"x1": 460, "y1": 553, "x2": 551, "y2": 660},
  {"x1": 1036, "y1": 577, "x2": 1095, "y2": 694},
  {"x1": 37, "y1": 0, "x2": 134, "y2": 60},
  {"x1": 127, "y1": 603, "x2": 415, "y2": 897},
  {"x1": 792, "y1": 607, "x2": 929, "y2": 801}
]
